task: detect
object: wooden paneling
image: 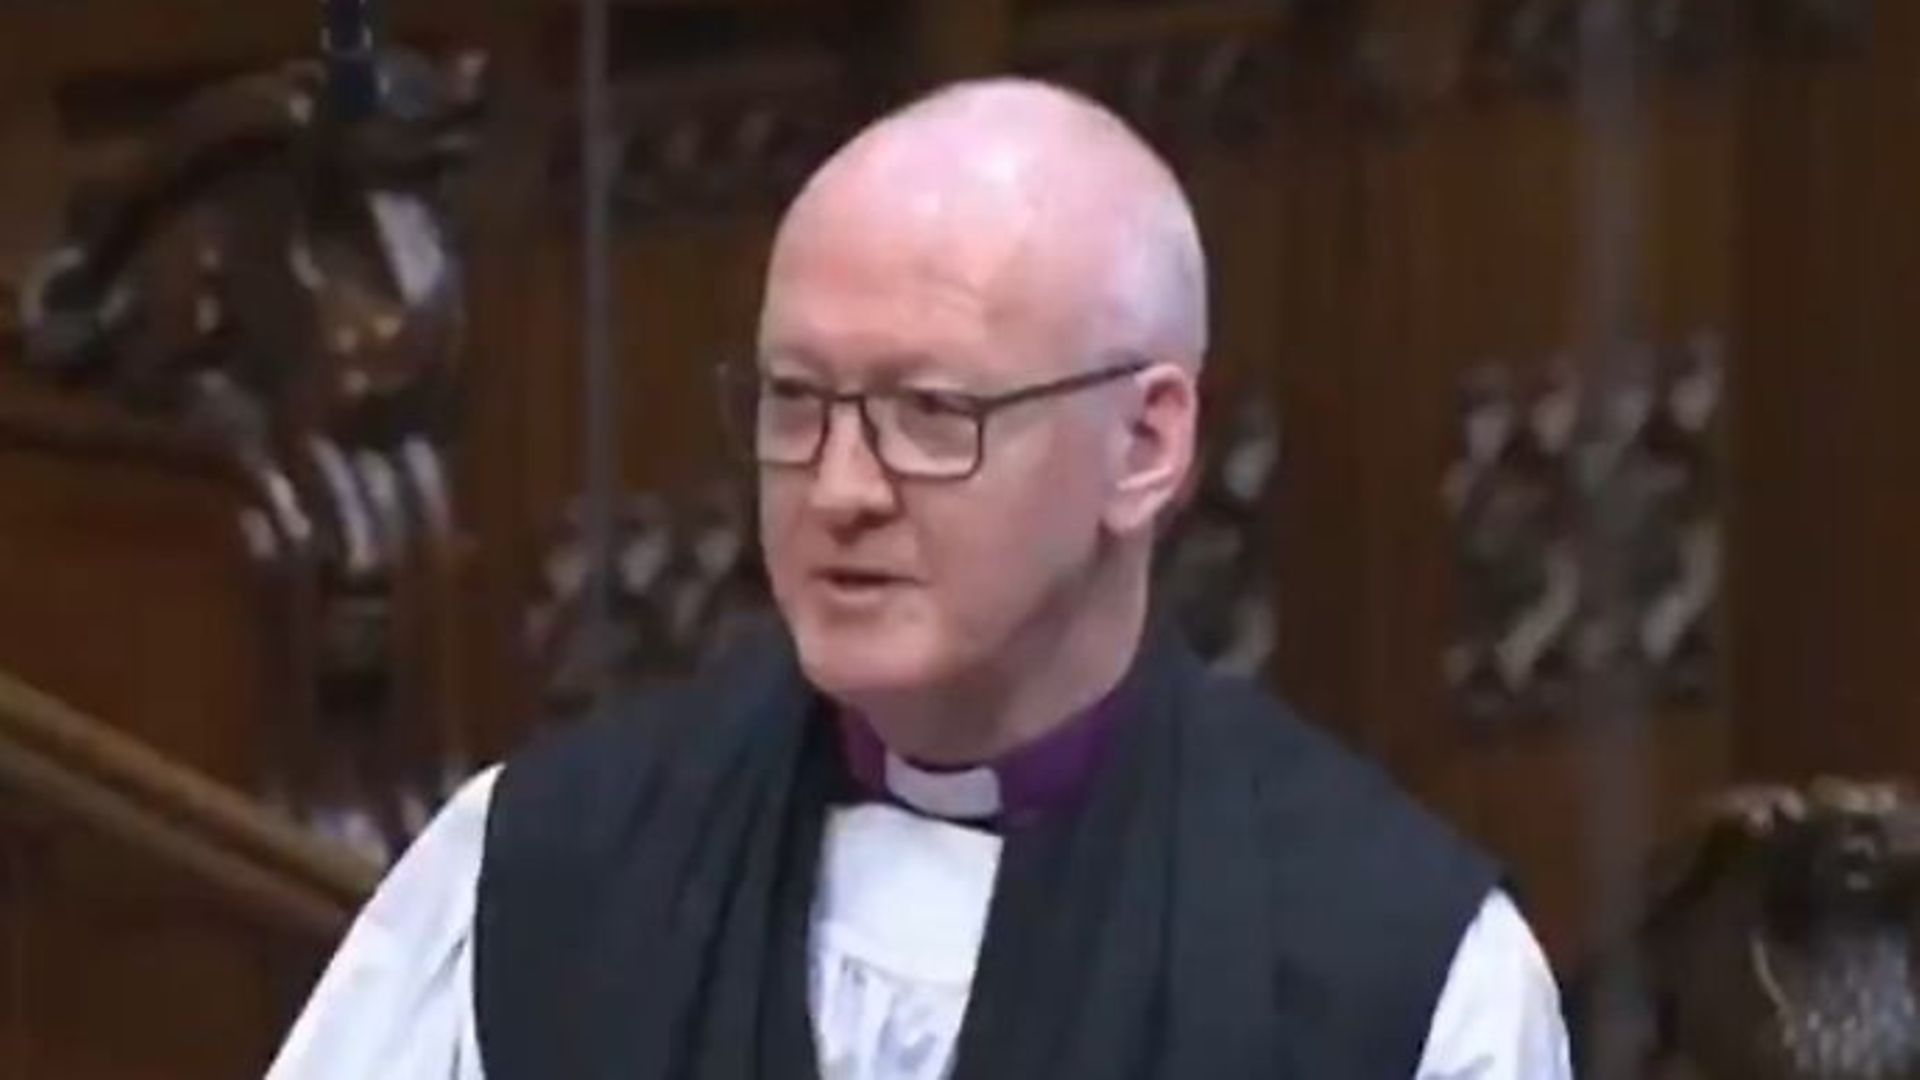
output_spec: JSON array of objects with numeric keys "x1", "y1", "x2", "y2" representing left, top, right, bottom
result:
[
  {"x1": 0, "y1": 388, "x2": 265, "y2": 786},
  {"x1": 0, "y1": 837, "x2": 316, "y2": 1079},
  {"x1": 1730, "y1": 3, "x2": 1920, "y2": 781},
  {"x1": 0, "y1": 381, "x2": 307, "y2": 1078}
]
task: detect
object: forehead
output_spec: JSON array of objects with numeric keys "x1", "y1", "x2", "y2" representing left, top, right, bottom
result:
[{"x1": 758, "y1": 175, "x2": 1095, "y2": 383}]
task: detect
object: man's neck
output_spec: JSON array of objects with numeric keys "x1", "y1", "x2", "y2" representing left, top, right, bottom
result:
[{"x1": 853, "y1": 562, "x2": 1148, "y2": 766}]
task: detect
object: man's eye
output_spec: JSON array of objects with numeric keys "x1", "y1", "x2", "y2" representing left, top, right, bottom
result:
[
  {"x1": 764, "y1": 377, "x2": 819, "y2": 402},
  {"x1": 898, "y1": 388, "x2": 974, "y2": 417}
]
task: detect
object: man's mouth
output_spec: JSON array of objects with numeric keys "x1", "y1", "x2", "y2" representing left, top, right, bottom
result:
[{"x1": 814, "y1": 568, "x2": 913, "y2": 598}]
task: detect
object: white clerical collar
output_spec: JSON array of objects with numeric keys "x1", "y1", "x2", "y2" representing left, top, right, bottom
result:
[
  {"x1": 882, "y1": 754, "x2": 1002, "y2": 821},
  {"x1": 834, "y1": 696, "x2": 1128, "y2": 829}
]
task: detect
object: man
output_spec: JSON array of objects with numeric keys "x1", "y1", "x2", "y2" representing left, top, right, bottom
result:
[{"x1": 268, "y1": 78, "x2": 1570, "y2": 1080}]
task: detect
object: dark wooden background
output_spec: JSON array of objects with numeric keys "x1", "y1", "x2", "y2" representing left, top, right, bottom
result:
[{"x1": 0, "y1": 1, "x2": 1914, "y2": 1075}]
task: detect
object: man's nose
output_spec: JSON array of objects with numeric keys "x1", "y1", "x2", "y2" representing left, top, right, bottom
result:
[{"x1": 807, "y1": 401, "x2": 898, "y2": 524}]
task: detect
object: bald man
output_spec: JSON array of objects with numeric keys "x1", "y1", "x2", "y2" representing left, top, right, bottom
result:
[{"x1": 268, "y1": 79, "x2": 1570, "y2": 1080}]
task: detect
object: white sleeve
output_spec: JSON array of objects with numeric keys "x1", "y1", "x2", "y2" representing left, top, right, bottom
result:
[
  {"x1": 265, "y1": 766, "x2": 501, "y2": 1080},
  {"x1": 1414, "y1": 890, "x2": 1572, "y2": 1080}
]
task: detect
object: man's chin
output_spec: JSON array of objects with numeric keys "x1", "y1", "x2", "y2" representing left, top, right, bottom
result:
[{"x1": 791, "y1": 624, "x2": 948, "y2": 701}]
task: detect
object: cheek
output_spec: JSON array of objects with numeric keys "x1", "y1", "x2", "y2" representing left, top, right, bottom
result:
[
  {"x1": 757, "y1": 481, "x2": 805, "y2": 588},
  {"x1": 1001, "y1": 419, "x2": 1110, "y2": 536},
  {"x1": 917, "y1": 440, "x2": 1105, "y2": 624}
]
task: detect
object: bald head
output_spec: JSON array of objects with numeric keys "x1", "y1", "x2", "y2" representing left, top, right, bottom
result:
[{"x1": 764, "y1": 78, "x2": 1208, "y2": 371}]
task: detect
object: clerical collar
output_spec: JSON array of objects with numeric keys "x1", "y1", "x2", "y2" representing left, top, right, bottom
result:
[{"x1": 832, "y1": 693, "x2": 1126, "y2": 830}]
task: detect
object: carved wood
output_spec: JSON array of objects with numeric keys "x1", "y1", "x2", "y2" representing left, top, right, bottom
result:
[
  {"x1": 10, "y1": 43, "x2": 489, "y2": 863},
  {"x1": 1574, "y1": 776, "x2": 1920, "y2": 1079},
  {"x1": 1445, "y1": 333, "x2": 1723, "y2": 729},
  {"x1": 601, "y1": 51, "x2": 861, "y2": 218},
  {"x1": 1472, "y1": 0, "x2": 1873, "y2": 92}
]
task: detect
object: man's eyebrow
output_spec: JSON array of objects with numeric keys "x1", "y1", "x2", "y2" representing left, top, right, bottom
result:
[
  {"x1": 757, "y1": 348, "x2": 972, "y2": 387},
  {"x1": 756, "y1": 348, "x2": 828, "y2": 376},
  {"x1": 870, "y1": 351, "x2": 955, "y2": 384}
]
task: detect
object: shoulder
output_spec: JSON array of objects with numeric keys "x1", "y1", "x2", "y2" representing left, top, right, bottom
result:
[
  {"x1": 1419, "y1": 891, "x2": 1572, "y2": 1078},
  {"x1": 342, "y1": 764, "x2": 500, "y2": 956},
  {"x1": 1197, "y1": 671, "x2": 1490, "y2": 878},
  {"x1": 1193, "y1": 670, "x2": 1504, "y2": 1013},
  {"x1": 489, "y1": 617, "x2": 803, "y2": 853},
  {"x1": 480, "y1": 616, "x2": 812, "y2": 913},
  {"x1": 268, "y1": 767, "x2": 501, "y2": 1079}
]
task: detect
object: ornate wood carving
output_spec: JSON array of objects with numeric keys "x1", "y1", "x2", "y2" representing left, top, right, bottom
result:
[
  {"x1": 1575, "y1": 777, "x2": 1920, "y2": 1079},
  {"x1": 1157, "y1": 392, "x2": 1283, "y2": 677},
  {"x1": 598, "y1": 53, "x2": 863, "y2": 219},
  {"x1": 523, "y1": 482, "x2": 766, "y2": 718},
  {"x1": 548, "y1": 0, "x2": 1874, "y2": 221},
  {"x1": 9, "y1": 45, "x2": 489, "y2": 863},
  {"x1": 1444, "y1": 332, "x2": 1723, "y2": 727},
  {"x1": 1472, "y1": 0, "x2": 1872, "y2": 90},
  {"x1": 1017, "y1": 1, "x2": 1291, "y2": 147},
  {"x1": 572, "y1": 2, "x2": 1292, "y2": 221}
]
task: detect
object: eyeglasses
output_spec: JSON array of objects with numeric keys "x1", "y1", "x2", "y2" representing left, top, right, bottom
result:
[{"x1": 718, "y1": 358, "x2": 1149, "y2": 481}]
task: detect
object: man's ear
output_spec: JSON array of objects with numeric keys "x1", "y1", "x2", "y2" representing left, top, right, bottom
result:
[{"x1": 1104, "y1": 364, "x2": 1197, "y2": 537}]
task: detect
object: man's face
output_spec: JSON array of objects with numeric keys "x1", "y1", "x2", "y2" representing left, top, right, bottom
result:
[{"x1": 755, "y1": 184, "x2": 1120, "y2": 705}]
